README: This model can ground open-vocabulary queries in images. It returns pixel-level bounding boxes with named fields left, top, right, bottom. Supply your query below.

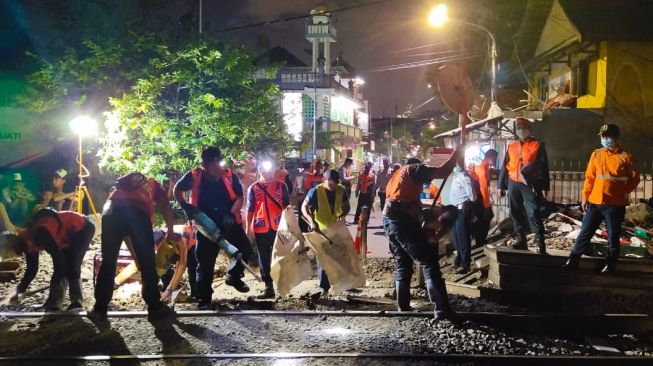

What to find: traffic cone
left=354, top=222, right=362, bottom=254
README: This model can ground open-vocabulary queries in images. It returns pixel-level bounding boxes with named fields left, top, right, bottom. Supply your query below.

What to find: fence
left=489, top=160, right=653, bottom=225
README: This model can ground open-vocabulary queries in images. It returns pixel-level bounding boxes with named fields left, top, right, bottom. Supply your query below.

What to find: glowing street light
left=427, top=4, right=448, bottom=28
left=69, top=115, right=98, bottom=215
left=427, top=3, right=498, bottom=103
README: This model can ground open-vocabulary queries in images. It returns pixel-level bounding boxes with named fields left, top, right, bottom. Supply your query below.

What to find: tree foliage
left=18, top=33, right=290, bottom=181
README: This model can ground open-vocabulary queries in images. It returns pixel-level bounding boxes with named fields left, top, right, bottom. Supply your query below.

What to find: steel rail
left=0, top=352, right=650, bottom=365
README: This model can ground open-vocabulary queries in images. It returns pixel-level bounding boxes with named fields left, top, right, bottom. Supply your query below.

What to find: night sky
left=1, top=0, right=521, bottom=117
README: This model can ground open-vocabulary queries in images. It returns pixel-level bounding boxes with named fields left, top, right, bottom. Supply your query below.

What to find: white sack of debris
left=271, top=208, right=312, bottom=296
left=303, top=220, right=366, bottom=293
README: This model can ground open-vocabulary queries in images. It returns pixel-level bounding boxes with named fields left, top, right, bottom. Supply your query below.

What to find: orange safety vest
left=358, top=171, right=376, bottom=194
left=108, top=178, right=164, bottom=220
left=189, top=168, right=243, bottom=224
left=583, top=147, right=640, bottom=206
left=386, top=165, right=420, bottom=204
left=506, top=139, right=541, bottom=184
left=304, top=173, right=323, bottom=192
left=472, top=160, right=492, bottom=208
left=25, top=211, right=87, bottom=252
left=250, top=180, right=285, bottom=234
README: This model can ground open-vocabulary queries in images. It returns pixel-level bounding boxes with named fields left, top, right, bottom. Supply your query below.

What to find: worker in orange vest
left=246, top=160, right=290, bottom=299
left=174, top=147, right=253, bottom=310
left=564, top=124, right=640, bottom=273
left=471, top=149, right=498, bottom=247
left=498, top=118, right=550, bottom=254
left=353, top=162, right=375, bottom=224
left=3, top=209, right=94, bottom=311
left=303, top=160, right=325, bottom=193
left=383, top=152, right=460, bottom=320
left=93, top=172, right=176, bottom=321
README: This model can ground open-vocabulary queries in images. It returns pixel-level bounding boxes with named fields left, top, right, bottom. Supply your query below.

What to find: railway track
left=0, top=310, right=651, bottom=364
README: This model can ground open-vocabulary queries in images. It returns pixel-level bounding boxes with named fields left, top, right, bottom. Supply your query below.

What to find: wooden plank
left=445, top=281, right=480, bottom=298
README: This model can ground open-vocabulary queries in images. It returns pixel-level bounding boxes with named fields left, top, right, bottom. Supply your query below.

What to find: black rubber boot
left=396, top=280, right=412, bottom=311
left=256, top=283, right=275, bottom=299
left=563, top=254, right=581, bottom=270
left=511, top=234, right=528, bottom=250
left=537, top=235, right=548, bottom=255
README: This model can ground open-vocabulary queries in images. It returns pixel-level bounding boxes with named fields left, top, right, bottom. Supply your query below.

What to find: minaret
left=305, top=5, right=337, bottom=74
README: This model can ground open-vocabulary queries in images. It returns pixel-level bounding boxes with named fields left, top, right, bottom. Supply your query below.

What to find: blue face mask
left=601, top=137, right=614, bottom=149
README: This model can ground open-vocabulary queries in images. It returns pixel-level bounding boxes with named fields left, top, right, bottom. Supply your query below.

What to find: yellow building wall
left=605, top=42, right=653, bottom=145
left=576, top=42, right=607, bottom=109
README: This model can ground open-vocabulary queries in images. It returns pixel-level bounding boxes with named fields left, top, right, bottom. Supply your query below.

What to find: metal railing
left=488, top=160, right=653, bottom=226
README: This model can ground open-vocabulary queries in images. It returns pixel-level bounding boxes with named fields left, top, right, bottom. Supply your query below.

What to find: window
left=573, top=59, right=589, bottom=96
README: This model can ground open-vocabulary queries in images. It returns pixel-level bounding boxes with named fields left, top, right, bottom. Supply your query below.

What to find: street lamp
left=69, top=116, right=98, bottom=215
left=428, top=4, right=497, bottom=103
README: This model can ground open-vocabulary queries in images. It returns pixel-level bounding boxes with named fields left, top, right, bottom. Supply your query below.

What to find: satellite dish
left=436, top=64, right=474, bottom=115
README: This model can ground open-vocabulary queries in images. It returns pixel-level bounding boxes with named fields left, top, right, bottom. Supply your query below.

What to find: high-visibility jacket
left=583, top=147, right=639, bottom=206
left=315, top=183, right=345, bottom=230
left=109, top=178, right=165, bottom=219
left=303, top=173, right=323, bottom=192
left=358, top=171, right=375, bottom=194
left=506, top=139, right=541, bottom=184
left=250, top=180, right=285, bottom=234
left=189, top=168, right=243, bottom=224
left=24, top=211, right=87, bottom=252
left=472, top=160, right=492, bottom=208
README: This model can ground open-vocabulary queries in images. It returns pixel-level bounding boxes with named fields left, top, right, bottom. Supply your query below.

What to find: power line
left=371, top=52, right=482, bottom=72
left=217, top=0, right=398, bottom=32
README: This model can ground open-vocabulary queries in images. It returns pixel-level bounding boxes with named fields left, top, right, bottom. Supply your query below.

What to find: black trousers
left=255, top=230, right=276, bottom=287
left=354, top=192, right=372, bottom=223
left=95, top=205, right=162, bottom=313
left=472, top=201, right=494, bottom=247
left=47, top=220, right=95, bottom=307
left=453, top=202, right=473, bottom=269
left=571, top=204, right=625, bottom=263
left=378, top=191, right=387, bottom=212
left=507, top=180, right=545, bottom=238
left=195, top=224, right=252, bottom=304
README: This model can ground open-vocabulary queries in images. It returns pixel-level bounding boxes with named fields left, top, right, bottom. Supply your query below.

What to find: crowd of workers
left=0, top=118, right=640, bottom=322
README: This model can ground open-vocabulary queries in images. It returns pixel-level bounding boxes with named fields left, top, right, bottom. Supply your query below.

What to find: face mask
left=516, top=129, right=529, bottom=140
left=453, top=166, right=462, bottom=173
left=601, top=137, right=614, bottom=148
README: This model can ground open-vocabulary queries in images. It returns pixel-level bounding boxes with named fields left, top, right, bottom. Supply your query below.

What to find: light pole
left=428, top=4, right=497, bottom=103
left=69, top=116, right=98, bottom=214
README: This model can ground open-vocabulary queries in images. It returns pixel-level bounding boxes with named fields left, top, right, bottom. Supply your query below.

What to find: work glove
left=180, top=202, right=199, bottom=220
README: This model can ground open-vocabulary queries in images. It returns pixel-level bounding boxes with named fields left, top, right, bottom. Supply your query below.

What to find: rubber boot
left=395, top=280, right=412, bottom=311
left=511, top=234, right=528, bottom=250
left=537, top=235, right=548, bottom=255
left=562, top=254, right=581, bottom=270
left=425, top=277, right=456, bottom=321
left=67, top=279, right=84, bottom=312
left=256, top=282, right=275, bottom=299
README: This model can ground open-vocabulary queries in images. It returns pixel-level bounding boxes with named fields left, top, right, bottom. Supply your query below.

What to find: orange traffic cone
left=354, top=222, right=362, bottom=254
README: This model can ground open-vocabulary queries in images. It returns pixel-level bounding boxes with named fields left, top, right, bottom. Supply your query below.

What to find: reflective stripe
left=595, top=174, right=629, bottom=182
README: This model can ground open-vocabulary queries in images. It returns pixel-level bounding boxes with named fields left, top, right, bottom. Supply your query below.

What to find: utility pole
left=199, top=0, right=202, bottom=35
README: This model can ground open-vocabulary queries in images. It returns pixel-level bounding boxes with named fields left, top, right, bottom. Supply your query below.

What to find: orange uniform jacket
left=498, top=137, right=550, bottom=191
left=25, top=211, right=88, bottom=252
left=358, top=171, right=376, bottom=194
left=583, top=147, right=639, bottom=206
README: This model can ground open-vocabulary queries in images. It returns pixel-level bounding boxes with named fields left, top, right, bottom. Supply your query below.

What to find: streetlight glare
left=428, top=4, right=448, bottom=28
left=69, top=116, right=98, bottom=137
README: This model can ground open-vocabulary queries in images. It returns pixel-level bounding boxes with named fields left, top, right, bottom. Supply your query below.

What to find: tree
left=18, top=34, right=290, bottom=181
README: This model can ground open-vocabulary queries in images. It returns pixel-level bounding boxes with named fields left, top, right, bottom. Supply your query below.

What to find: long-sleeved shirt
left=17, top=228, right=64, bottom=293
left=449, top=172, right=477, bottom=206
left=375, top=167, right=393, bottom=193
left=583, top=146, right=639, bottom=206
